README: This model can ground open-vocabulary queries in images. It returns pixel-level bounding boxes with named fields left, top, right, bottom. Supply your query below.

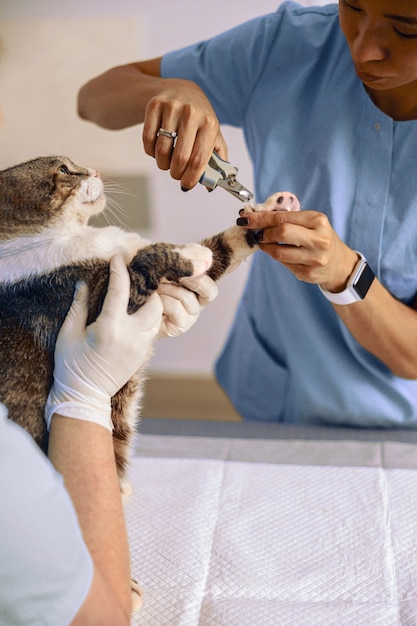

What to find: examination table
left=126, top=419, right=417, bottom=625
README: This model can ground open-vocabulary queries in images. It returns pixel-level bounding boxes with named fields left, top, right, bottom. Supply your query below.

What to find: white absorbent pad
left=125, top=457, right=417, bottom=626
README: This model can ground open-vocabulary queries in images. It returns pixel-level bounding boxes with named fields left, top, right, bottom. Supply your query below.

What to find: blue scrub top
left=162, top=2, right=417, bottom=427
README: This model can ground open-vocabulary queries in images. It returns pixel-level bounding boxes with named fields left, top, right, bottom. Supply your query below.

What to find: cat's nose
left=87, top=167, right=101, bottom=178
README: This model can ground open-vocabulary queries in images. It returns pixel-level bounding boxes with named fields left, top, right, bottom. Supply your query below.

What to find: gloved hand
left=45, top=254, right=163, bottom=431
left=157, top=274, right=218, bottom=338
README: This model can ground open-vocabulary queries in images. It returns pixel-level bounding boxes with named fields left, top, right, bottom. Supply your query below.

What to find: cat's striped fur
left=0, top=155, right=299, bottom=479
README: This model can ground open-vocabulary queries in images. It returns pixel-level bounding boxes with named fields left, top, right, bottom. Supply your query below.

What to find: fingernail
left=181, top=186, right=190, bottom=192
left=236, top=217, right=249, bottom=226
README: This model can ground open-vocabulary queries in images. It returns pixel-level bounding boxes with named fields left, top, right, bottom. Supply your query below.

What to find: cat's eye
left=58, top=165, right=70, bottom=175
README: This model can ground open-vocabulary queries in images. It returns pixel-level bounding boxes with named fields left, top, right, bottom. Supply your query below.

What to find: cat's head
left=0, top=156, right=105, bottom=238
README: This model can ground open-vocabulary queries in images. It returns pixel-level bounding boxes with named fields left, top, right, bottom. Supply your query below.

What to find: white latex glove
left=157, top=274, right=218, bottom=338
left=45, top=254, right=163, bottom=431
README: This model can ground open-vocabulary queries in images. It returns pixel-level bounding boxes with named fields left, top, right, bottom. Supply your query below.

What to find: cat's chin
left=83, top=195, right=106, bottom=217
left=79, top=175, right=105, bottom=212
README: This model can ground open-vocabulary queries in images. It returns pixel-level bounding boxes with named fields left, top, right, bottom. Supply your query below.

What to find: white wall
left=0, top=0, right=331, bottom=376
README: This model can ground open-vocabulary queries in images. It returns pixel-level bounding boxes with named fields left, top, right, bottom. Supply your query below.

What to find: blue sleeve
left=161, top=9, right=285, bottom=127
left=160, top=2, right=339, bottom=128
left=0, top=405, right=93, bottom=626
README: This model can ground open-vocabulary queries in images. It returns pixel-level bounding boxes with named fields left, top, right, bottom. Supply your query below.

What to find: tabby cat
left=0, top=155, right=299, bottom=481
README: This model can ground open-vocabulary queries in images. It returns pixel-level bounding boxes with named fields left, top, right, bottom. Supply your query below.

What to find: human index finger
left=236, top=209, right=322, bottom=230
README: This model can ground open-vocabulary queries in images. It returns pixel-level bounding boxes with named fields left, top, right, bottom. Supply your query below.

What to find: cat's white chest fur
left=0, top=224, right=147, bottom=282
left=0, top=161, right=153, bottom=282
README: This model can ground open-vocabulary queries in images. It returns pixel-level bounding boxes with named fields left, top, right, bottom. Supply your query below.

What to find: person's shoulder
left=272, top=2, right=343, bottom=51
left=279, top=1, right=338, bottom=19
left=275, top=2, right=339, bottom=26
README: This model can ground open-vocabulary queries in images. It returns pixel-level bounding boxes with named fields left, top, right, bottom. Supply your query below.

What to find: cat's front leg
left=202, top=191, right=301, bottom=281
left=98, top=242, right=212, bottom=487
left=127, top=242, right=212, bottom=313
left=201, top=226, right=258, bottom=281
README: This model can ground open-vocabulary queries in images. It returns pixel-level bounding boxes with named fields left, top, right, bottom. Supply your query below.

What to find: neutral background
left=1, top=0, right=330, bottom=380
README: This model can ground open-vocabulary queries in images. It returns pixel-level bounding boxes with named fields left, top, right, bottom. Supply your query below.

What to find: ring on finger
left=157, top=128, right=178, bottom=140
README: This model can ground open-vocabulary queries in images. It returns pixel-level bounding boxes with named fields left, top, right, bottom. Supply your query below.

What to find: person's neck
left=365, top=84, right=417, bottom=121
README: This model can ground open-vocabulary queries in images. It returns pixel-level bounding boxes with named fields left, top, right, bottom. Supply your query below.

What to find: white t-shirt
left=0, top=404, right=93, bottom=625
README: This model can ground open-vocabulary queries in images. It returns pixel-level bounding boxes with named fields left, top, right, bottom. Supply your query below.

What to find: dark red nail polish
left=237, top=217, right=249, bottom=226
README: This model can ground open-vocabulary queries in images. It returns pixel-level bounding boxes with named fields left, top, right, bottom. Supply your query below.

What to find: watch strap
left=318, top=252, right=375, bottom=305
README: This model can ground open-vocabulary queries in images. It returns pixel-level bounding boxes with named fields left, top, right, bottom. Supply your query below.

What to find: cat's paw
left=175, top=243, right=213, bottom=276
left=131, top=578, right=144, bottom=612
left=243, top=191, right=301, bottom=214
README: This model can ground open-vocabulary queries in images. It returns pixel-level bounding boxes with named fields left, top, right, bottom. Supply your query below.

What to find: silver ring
left=157, top=128, right=177, bottom=140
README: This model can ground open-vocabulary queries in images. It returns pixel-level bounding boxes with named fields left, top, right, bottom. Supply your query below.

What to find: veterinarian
left=0, top=253, right=210, bottom=625
left=77, top=0, right=417, bottom=428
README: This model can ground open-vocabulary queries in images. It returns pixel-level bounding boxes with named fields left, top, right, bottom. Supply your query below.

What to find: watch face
left=353, top=263, right=375, bottom=299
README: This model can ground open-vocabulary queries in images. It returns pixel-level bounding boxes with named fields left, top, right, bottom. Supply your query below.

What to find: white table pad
left=125, top=434, right=417, bottom=625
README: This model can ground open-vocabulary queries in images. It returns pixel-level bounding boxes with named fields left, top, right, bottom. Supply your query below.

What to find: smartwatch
left=318, top=252, right=375, bottom=305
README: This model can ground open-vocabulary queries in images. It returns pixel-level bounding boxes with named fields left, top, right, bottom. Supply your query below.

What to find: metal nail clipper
left=199, top=151, right=254, bottom=202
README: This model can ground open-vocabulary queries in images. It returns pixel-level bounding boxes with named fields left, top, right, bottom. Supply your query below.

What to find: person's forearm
left=78, top=60, right=162, bottom=130
left=334, top=279, right=417, bottom=380
left=237, top=208, right=417, bottom=381
left=48, top=416, right=132, bottom=623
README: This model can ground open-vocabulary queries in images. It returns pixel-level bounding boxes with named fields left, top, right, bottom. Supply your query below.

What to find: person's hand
left=237, top=210, right=359, bottom=292
left=142, top=78, right=228, bottom=190
left=157, top=274, right=218, bottom=338
left=45, top=254, right=163, bottom=431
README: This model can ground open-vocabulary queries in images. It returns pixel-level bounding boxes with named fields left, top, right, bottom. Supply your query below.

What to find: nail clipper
left=199, top=151, right=254, bottom=203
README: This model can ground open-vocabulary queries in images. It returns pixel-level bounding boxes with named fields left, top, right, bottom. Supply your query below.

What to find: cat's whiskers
left=102, top=197, right=130, bottom=228
left=100, top=182, right=133, bottom=229
left=103, top=185, right=136, bottom=201
left=102, top=182, right=136, bottom=204
left=107, top=198, right=128, bottom=214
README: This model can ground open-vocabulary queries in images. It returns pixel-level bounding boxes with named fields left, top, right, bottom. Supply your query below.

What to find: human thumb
left=130, top=292, right=163, bottom=336
left=58, top=281, right=90, bottom=342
